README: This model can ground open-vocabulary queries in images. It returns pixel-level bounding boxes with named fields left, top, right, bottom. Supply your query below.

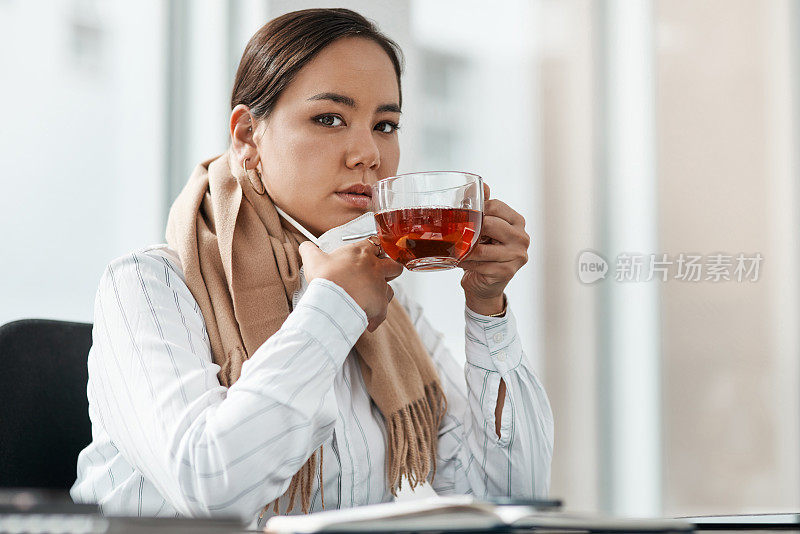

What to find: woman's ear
left=230, top=104, right=259, bottom=168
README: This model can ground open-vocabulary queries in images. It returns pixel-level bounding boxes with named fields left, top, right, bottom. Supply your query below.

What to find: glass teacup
left=371, top=171, right=484, bottom=271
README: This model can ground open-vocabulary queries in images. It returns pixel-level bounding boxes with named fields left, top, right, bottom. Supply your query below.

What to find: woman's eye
left=316, top=114, right=343, bottom=127
left=375, top=121, right=400, bottom=134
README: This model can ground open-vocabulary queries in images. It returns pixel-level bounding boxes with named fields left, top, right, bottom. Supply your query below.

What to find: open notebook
left=264, top=496, right=694, bottom=533
left=682, top=513, right=800, bottom=528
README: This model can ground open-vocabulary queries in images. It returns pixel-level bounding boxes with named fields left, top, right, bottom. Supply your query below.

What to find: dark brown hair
left=231, top=8, right=404, bottom=119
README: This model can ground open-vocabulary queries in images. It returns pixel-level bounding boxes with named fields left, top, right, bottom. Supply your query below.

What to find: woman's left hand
left=459, top=184, right=530, bottom=316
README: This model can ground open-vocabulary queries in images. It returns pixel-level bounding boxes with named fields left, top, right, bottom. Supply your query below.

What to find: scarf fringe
left=386, top=382, right=447, bottom=495
left=266, top=446, right=321, bottom=516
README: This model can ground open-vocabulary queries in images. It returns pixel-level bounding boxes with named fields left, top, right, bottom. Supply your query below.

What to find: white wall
left=0, top=0, right=166, bottom=325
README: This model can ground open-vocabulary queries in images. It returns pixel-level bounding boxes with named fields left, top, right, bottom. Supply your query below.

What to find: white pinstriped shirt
left=70, top=212, right=554, bottom=530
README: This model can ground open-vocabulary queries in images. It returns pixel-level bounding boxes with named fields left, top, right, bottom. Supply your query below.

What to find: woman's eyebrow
left=377, top=103, right=401, bottom=114
left=307, top=92, right=401, bottom=114
left=308, top=92, right=356, bottom=107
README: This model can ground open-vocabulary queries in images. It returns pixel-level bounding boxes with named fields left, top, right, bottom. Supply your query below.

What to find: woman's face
left=253, top=37, right=401, bottom=237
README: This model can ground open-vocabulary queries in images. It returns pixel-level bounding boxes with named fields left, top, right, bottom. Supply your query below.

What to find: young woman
left=70, top=8, right=553, bottom=530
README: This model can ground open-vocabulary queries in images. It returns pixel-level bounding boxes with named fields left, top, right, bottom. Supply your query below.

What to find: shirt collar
left=274, top=206, right=377, bottom=255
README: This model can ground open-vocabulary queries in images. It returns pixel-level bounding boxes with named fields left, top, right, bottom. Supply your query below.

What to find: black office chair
left=0, top=319, right=93, bottom=489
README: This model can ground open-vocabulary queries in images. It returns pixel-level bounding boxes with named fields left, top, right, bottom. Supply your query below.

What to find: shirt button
left=493, top=332, right=504, bottom=343
left=496, top=351, right=507, bottom=362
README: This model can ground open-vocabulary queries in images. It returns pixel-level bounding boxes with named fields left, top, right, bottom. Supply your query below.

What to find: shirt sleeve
left=391, top=284, right=554, bottom=499
left=83, top=251, right=367, bottom=519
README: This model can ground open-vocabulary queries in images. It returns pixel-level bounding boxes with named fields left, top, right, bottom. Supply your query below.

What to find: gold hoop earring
left=242, top=158, right=266, bottom=195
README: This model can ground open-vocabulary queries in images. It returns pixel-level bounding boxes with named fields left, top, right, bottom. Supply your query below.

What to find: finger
left=379, top=257, right=404, bottom=280
left=478, top=215, right=530, bottom=248
left=459, top=259, right=498, bottom=274
left=484, top=199, right=525, bottom=228
left=483, top=182, right=491, bottom=201
left=460, top=259, right=519, bottom=278
left=463, top=242, right=521, bottom=263
left=355, top=238, right=382, bottom=256
left=298, top=240, right=327, bottom=264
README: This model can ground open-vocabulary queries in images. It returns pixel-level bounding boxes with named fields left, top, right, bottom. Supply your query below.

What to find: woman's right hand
left=299, top=240, right=403, bottom=332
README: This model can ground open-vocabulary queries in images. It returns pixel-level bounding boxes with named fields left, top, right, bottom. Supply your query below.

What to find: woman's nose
left=345, top=128, right=381, bottom=170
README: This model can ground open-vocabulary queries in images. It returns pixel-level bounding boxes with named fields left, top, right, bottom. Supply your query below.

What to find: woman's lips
left=335, top=192, right=372, bottom=209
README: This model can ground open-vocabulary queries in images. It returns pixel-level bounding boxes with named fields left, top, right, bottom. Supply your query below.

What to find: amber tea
left=374, top=207, right=482, bottom=271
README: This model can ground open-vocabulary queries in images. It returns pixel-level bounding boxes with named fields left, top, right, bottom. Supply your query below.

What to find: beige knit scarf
left=165, top=151, right=446, bottom=514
